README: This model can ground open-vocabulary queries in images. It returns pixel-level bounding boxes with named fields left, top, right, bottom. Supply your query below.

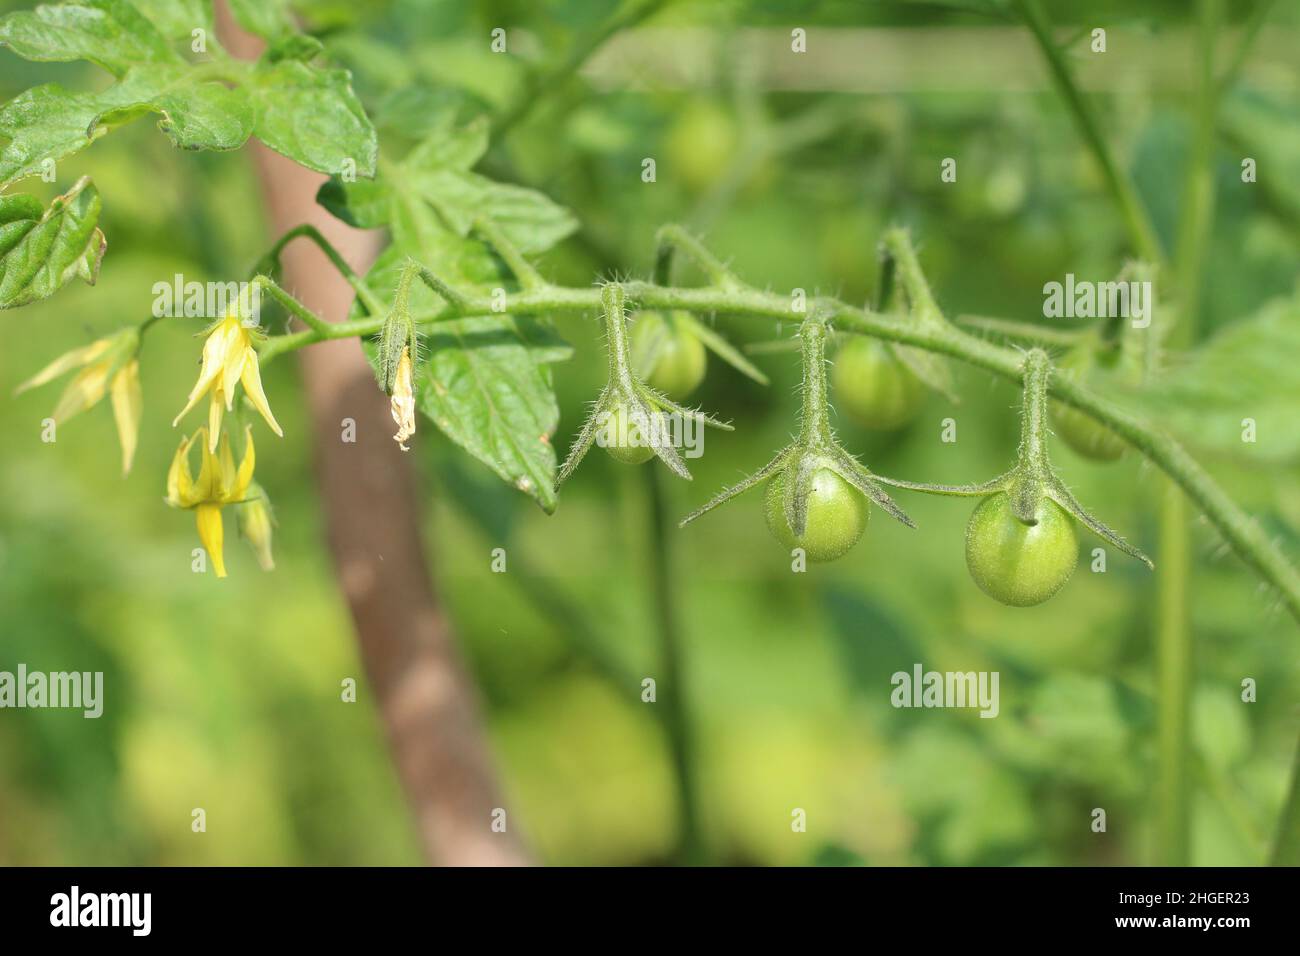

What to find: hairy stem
left=643, top=465, right=704, bottom=864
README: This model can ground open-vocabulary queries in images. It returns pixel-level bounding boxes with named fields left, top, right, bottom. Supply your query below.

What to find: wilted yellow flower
left=390, top=348, right=416, bottom=452
left=391, top=346, right=416, bottom=451
left=16, top=329, right=143, bottom=474
left=166, top=425, right=256, bottom=578
left=237, top=484, right=276, bottom=571
left=173, top=310, right=282, bottom=451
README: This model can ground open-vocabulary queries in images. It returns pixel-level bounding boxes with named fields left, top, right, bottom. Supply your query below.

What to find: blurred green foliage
left=1, top=0, right=1298, bottom=866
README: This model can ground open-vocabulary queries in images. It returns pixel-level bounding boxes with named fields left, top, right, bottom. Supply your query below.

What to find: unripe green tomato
left=764, top=467, right=869, bottom=563
left=664, top=99, right=739, bottom=193
left=965, top=492, right=1078, bottom=607
left=631, top=311, right=707, bottom=399
left=1050, top=402, right=1127, bottom=461
left=600, top=403, right=655, bottom=465
left=832, top=337, right=926, bottom=430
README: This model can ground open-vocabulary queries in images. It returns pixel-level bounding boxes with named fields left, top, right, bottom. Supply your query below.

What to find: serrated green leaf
left=249, top=60, right=376, bottom=177
left=319, top=111, right=576, bottom=257
left=0, top=0, right=376, bottom=185
left=0, top=0, right=177, bottom=76
left=1123, top=294, right=1300, bottom=462
left=0, top=175, right=104, bottom=309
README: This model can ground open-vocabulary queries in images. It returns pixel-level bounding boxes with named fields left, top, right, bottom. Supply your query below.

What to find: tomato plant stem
left=643, top=465, right=705, bottom=864
left=1156, top=485, right=1192, bottom=866
left=1271, top=736, right=1300, bottom=865
left=1012, top=0, right=1166, bottom=268
left=253, top=261, right=1300, bottom=627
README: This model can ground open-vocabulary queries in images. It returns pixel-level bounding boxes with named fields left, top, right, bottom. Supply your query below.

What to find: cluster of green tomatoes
left=588, top=305, right=1145, bottom=609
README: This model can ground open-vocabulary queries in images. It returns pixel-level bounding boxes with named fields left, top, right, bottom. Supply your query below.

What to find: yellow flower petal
left=110, top=360, right=142, bottom=475
left=15, top=338, right=113, bottom=394
left=50, top=362, right=111, bottom=423
left=195, top=504, right=226, bottom=578
left=194, top=427, right=219, bottom=501
left=217, top=430, right=237, bottom=496
left=234, top=426, right=256, bottom=499
left=174, top=315, right=238, bottom=427
left=239, top=347, right=283, bottom=438
left=206, top=390, right=225, bottom=452
left=166, top=433, right=196, bottom=507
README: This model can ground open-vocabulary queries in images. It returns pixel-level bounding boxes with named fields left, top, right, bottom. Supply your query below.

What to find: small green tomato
left=599, top=402, right=655, bottom=465
left=965, top=492, right=1078, bottom=607
left=1050, top=347, right=1126, bottom=461
left=764, top=467, right=870, bottom=562
left=631, top=311, right=707, bottom=399
left=1051, top=402, right=1127, bottom=461
left=832, top=337, right=926, bottom=430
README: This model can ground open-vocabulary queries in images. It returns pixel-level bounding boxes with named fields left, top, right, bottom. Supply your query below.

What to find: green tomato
left=832, top=337, right=927, bottom=430
left=965, top=492, right=1078, bottom=607
left=599, top=402, right=655, bottom=465
left=1050, top=347, right=1126, bottom=461
left=631, top=311, right=707, bottom=399
left=1050, top=402, right=1127, bottom=461
left=764, top=467, right=869, bottom=563
left=664, top=99, right=739, bottom=193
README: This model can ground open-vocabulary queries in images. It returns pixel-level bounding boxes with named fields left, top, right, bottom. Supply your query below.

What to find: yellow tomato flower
left=16, top=329, right=143, bottom=474
left=236, top=484, right=276, bottom=572
left=166, top=425, right=256, bottom=578
left=391, top=346, right=416, bottom=451
left=173, top=310, right=282, bottom=451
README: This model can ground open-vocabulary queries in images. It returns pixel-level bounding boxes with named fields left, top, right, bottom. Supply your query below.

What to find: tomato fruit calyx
left=765, top=462, right=869, bottom=563
left=679, top=313, right=916, bottom=561
left=559, top=283, right=733, bottom=483
left=870, top=348, right=1152, bottom=604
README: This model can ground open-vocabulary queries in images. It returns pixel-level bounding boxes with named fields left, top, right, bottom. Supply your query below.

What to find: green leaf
left=0, top=0, right=376, bottom=185
left=359, top=246, right=570, bottom=513
left=319, top=112, right=576, bottom=257
left=1124, top=294, right=1300, bottom=462
left=0, top=0, right=177, bottom=76
left=226, top=0, right=294, bottom=40
left=130, top=0, right=211, bottom=40
left=0, top=175, right=104, bottom=309
left=248, top=60, right=377, bottom=178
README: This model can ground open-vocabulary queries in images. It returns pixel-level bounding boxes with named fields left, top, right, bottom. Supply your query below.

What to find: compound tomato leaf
left=0, top=0, right=376, bottom=186
left=249, top=60, right=377, bottom=178
left=0, top=0, right=178, bottom=76
left=0, top=175, right=105, bottom=309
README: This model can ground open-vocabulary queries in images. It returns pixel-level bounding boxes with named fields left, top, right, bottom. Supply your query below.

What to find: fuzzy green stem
left=797, top=315, right=833, bottom=444
left=601, top=283, right=636, bottom=387
left=1017, top=349, right=1050, bottom=471
left=255, top=266, right=1300, bottom=626
left=475, top=217, right=546, bottom=290
left=252, top=276, right=333, bottom=335
left=261, top=224, right=387, bottom=316
left=654, top=224, right=742, bottom=289
left=1156, top=483, right=1192, bottom=866
left=643, top=465, right=705, bottom=864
